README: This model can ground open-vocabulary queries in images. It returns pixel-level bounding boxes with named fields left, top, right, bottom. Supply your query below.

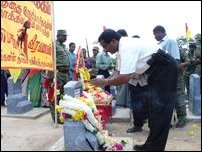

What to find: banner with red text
left=1, top=1, right=54, bottom=71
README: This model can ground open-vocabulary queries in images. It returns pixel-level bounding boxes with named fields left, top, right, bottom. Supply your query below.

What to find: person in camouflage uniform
left=175, top=47, right=190, bottom=127
left=48, top=30, right=70, bottom=123
left=55, top=30, right=70, bottom=95
left=89, top=46, right=99, bottom=79
left=184, top=42, right=199, bottom=97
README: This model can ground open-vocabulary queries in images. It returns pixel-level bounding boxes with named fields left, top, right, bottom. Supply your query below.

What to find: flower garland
left=58, top=95, right=126, bottom=151
left=43, top=77, right=60, bottom=105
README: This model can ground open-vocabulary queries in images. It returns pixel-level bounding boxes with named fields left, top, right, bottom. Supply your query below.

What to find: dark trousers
left=144, top=50, right=178, bottom=151
left=97, top=69, right=110, bottom=93
left=129, top=84, right=149, bottom=128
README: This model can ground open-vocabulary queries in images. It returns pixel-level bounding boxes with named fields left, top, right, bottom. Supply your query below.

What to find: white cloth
left=129, top=73, right=148, bottom=87
left=115, top=53, right=121, bottom=71
left=119, top=37, right=159, bottom=74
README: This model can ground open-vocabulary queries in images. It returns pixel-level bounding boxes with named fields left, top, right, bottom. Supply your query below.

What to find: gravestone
left=63, top=121, right=99, bottom=151
left=112, top=99, right=117, bottom=116
left=189, top=74, right=201, bottom=116
left=64, top=81, right=83, bottom=98
left=7, top=77, right=33, bottom=114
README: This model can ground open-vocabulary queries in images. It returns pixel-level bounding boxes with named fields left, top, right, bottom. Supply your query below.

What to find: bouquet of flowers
left=83, top=82, right=113, bottom=105
left=57, top=95, right=127, bottom=151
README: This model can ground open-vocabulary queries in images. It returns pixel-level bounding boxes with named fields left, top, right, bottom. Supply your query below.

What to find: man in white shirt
left=91, top=29, right=178, bottom=151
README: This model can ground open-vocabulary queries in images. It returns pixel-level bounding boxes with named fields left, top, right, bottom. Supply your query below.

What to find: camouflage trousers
left=184, top=75, right=190, bottom=97
left=57, top=72, right=69, bottom=95
left=175, top=74, right=187, bottom=121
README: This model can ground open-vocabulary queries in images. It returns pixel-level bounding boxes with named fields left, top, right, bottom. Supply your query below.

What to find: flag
left=9, top=69, right=21, bottom=83
left=27, top=69, right=39, bottom=77
left=74, top=46, right=82, bottom=80
left=185, top=23, right=191, bottom=41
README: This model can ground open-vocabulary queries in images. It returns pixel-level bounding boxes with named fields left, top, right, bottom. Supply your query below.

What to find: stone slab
left=1, top=107, right=50, bottom=119
left=49, top=136, right=133, bottom=151
left=186, top=105, right=201, bottom=123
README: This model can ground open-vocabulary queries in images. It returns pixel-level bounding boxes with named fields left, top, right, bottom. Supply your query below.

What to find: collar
left=158, top=35, right=168, bottom=44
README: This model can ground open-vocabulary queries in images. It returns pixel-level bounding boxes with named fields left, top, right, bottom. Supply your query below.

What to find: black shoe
left=133, top=144, right=146, bottom=151
left=127, top=126, right=142, bottom=133
left=176, top=120, right=186, bottom=128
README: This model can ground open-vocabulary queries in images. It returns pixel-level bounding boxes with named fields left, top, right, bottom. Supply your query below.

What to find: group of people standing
left=90, top=25, right=201, bottom=151
left=1, top=25, right=200, bottom=151
left=55, top=29, right=114, bottom=96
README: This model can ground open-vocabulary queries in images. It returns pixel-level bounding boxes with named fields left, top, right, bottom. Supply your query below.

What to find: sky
left=53, top=1, right=201, bottom=55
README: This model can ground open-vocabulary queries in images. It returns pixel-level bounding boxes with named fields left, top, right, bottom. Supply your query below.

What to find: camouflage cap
left=57, top=30, right=68, bottom=36
left=92, top=46, right=99, bottom=51
left=194, top=34, right=201, bottom=42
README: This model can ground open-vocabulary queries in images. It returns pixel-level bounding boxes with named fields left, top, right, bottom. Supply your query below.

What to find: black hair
left=153, top=25, right=166, bottom=34
left=23, top=20, right=30, bottom=28
left=69, top=42, right=75, bottom=47
left=117, top=29, right=128, bottom=37
left=98, top=29, right=121, bottom=44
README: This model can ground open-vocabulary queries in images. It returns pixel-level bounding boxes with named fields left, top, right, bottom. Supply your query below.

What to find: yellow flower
left=72, top=110, right=85, bottom=120
left=56, top=105, right=63, bottom=113
left=59, top=115, right=65, bottom=123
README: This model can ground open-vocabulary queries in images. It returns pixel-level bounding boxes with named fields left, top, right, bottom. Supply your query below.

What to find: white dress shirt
left=119, top=37, right=159, bottom=74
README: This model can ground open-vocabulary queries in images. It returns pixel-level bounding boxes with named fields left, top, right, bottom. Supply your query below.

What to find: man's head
left=23, top=20, right=31, bottom=29
left=82, top=48, right=87, bottom=58
left=98, top=29, right=121, bottom=54
left=153, top=25, right=166, bottom=41
left=194, top=34, right=201, bottom=43
left=117, top=29, right=128, bottom=37
left=57, top=29, right=67, bottom=43
left=92, top=46, right=99, bottom=56
left=69, top=42, right=76, bottom=52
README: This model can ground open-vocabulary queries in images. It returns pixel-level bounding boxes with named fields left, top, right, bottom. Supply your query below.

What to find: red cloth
left=28, top=69, right=39, bottom=77
left=43, top=78, right=60, bottom=105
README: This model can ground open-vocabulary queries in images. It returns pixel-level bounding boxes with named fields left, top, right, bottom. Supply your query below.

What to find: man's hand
left=90, top=78, right=108, bottom=87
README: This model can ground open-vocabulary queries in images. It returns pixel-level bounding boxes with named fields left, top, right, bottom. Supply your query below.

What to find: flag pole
left=51, top=1, right=58, bottom=128
left=85, top=37, right=90, bottom=58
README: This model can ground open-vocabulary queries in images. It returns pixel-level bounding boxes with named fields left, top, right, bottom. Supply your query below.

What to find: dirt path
left=1, top=109, right=63, bottom=151
left=1, top=107, right=201, bottom=151
left=105, top=121, right=201, bottom=151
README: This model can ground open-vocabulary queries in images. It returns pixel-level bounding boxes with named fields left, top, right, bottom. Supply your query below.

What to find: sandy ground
left=1, top=106, right=201, bottom=151
left=105, top=121, right=201, bottom=151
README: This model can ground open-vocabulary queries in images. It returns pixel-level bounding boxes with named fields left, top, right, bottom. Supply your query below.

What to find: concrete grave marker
left=63, top=121, right=99, bottom=151
left=7, top=77, right=33, bottom=114
left=64, top=81, right=83, bottom=98
left=189, top=74, right=201, bottom=116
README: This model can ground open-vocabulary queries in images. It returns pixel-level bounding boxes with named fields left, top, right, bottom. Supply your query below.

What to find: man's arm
left=90, top=73, right=131, bottom=87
